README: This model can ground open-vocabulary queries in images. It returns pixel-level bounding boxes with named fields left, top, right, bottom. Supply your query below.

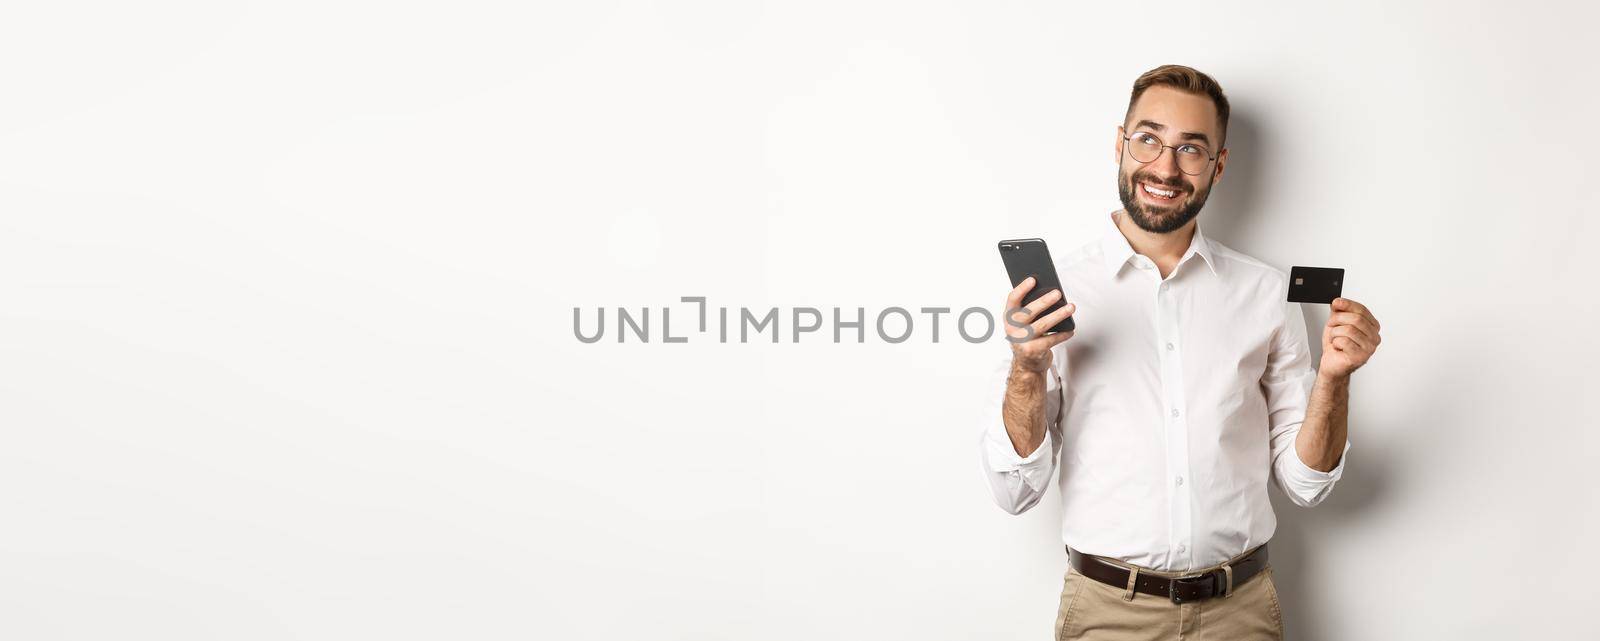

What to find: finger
left=1331, top=334, right=1369, bottom=359
left=1327, top=312, right=1381, bottom=342
left=1012, top=290, right=1063, bottom=325
left=1331, top=304, right=1382, bottom=334
left=1030, top=301, right=1076, bottom=336
left=1338, top=319, right=1379, bottom=347
left=1333, top=297, right=1372, bottom=320
left=1005, top=324, right=1035, bottom=343
left=1329, top=325, right=1372, bottom=351
left=1003, top=293, right=1056, bottom=340
left=1042, top=329, right=1076, bottom=348
left=1328, top=325, right=1374, bottom=353
left=1328, top=310, right=1378, bottom=329
left=1356, top=317, right=1381, bottom=344
left=1327, top=311, right=1360, bottom=326
left=1006, top=277, right=1036, bottom=310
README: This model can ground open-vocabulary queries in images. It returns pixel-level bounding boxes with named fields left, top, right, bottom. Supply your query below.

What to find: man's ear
left=1114, top=125, right=1125, bottom=164
left=1212, top=147, right=1228, bottom=185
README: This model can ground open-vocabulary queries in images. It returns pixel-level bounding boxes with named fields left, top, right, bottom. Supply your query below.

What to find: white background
left=2, top=1, right=1595, bottom=639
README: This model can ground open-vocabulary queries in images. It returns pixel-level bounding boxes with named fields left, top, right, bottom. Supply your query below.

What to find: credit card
left=1287, top=266, right=1344, bottom=304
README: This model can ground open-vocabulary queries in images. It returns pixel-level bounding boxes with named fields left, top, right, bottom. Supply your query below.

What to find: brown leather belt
left=1066, top=544, right=1268, bottom=604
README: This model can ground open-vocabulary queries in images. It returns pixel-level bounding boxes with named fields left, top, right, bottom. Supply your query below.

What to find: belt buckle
left=1168, top=573, right=1212, bottom=605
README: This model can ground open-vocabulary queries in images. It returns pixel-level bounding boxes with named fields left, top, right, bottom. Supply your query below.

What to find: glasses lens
left=1176, top=145, right=1211, bottom=175
left=1128, top=133, right=1162, bottom=163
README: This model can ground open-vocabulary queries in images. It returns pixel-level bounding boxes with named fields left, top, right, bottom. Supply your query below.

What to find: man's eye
left=1178, top=145, right=1204, bottom=156
left=1135, top=134, right=1159, bottom=145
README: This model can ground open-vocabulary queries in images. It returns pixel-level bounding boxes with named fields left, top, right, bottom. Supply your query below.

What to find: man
left=979, top=65, right=1382, bottom=640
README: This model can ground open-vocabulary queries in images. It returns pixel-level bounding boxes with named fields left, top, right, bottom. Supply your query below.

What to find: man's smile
left=1138, top=180, right=1185, bottom=204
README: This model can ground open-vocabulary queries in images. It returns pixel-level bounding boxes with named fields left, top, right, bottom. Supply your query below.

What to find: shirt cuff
left=984, top=427, right=1054, bottom=493
left=1284, top=438, right=1351, bottom=483
left=985, top=425, right=1050, bottom=468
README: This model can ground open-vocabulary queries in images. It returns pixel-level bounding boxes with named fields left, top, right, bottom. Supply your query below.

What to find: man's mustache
left=1130, top=172, right=1189, bottom=190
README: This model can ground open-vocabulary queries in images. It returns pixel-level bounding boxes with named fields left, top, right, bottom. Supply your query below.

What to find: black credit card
left=1287, top=266, right=1344, bottom=304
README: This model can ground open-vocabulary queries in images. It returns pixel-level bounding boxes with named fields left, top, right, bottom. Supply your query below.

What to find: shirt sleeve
left=1262, top=299, right=1351, bottom=508
left=978, top=349, right=1065, bottom=515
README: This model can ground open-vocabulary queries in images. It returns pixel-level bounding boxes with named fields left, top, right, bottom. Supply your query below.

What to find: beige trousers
left=1053, top=550, right=1284, bottom=640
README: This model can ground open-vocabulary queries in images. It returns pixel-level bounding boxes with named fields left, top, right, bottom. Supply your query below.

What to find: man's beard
left=1117, top=164, right=1212, bottom=234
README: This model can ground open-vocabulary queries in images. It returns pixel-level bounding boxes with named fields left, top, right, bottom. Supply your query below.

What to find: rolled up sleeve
left=978, top=352, right=1064, bottom=515
left=1262, top=300, right=1351, bottom=508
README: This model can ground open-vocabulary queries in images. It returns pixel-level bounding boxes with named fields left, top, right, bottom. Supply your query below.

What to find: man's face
left=1115, top=86, right=1228, bottom=234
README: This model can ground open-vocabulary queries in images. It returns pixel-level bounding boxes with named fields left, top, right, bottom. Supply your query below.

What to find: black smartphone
left=998, top=238, right=1075, bottom=334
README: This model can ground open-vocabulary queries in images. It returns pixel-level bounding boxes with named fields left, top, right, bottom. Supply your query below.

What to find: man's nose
left=1149, top=147, right=1183, bottom=179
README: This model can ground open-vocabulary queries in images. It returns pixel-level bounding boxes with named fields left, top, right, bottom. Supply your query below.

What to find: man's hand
left=1004, top=276, right=1077, bottom=373
left=1318, top=297, right=1381, bottom=379
left=999, top=277, right=1077, bottom=457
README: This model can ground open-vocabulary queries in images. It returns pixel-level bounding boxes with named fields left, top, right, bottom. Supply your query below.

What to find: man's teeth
left=1143, top=184, right=1178, bottom=198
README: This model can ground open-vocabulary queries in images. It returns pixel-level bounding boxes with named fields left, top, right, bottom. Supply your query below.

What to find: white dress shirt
left=980, top=210, right=1350, bottom=572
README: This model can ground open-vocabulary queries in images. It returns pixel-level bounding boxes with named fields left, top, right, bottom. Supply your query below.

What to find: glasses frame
left=1121, top=129, right=1220, bottom=177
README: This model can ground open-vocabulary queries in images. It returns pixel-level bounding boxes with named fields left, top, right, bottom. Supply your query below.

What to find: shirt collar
left=1099, top=210, right=1219, bottom=279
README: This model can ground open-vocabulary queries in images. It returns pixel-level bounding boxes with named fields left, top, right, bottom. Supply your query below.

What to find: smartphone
left=998, top=238, right=1075, bottom=334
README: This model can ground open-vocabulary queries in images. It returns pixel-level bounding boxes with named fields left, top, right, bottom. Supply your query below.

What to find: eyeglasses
left=1122, top=130, right=1218, bottom=176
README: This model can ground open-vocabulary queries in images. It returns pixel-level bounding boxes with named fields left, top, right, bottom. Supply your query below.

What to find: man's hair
left=1125, top=64, right=1231, bottom=148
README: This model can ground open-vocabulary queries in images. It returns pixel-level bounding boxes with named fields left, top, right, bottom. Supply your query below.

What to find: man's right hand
left=1004, top=276, right=1077, bottom=374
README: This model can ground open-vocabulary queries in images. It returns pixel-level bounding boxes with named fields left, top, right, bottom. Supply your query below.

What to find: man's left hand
left=1318, top=297, right=1381, bottom=379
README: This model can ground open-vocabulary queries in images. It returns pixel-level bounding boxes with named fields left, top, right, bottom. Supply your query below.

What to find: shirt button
left=1175, top=476, right=1184, bottom=486
left=1165, top=342, right=1174, bottom=351
left=1177, top=544, right=1187, bottom=554
left=1171, top=408, right=1180, bottom=418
